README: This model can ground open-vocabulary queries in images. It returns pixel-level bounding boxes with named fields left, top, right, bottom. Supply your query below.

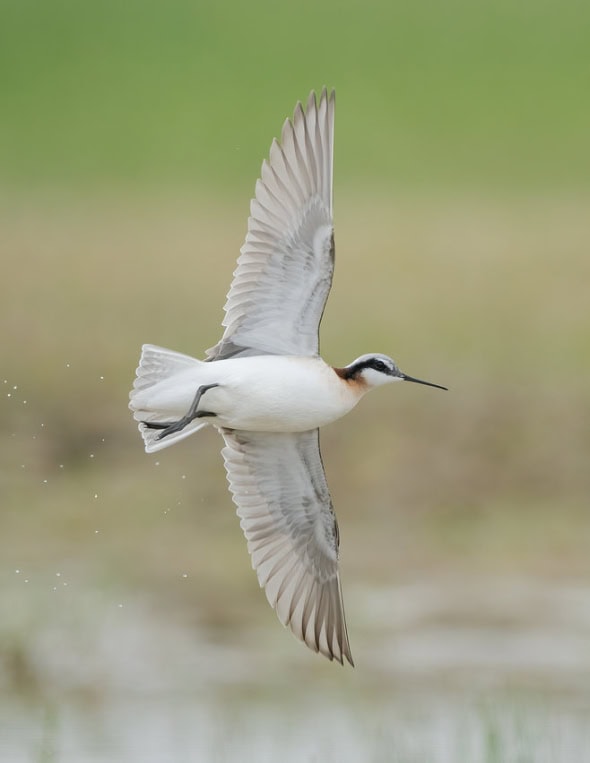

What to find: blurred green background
left=1, top=0, right=589, bottom=191
left=1, top=1, right=590, bottom=760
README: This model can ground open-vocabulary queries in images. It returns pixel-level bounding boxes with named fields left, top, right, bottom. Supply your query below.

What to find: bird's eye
left=373, top=360, right=387, bottom=372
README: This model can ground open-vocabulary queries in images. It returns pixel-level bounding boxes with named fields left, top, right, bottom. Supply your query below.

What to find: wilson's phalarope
left=129, top=89, right=446, bottom=666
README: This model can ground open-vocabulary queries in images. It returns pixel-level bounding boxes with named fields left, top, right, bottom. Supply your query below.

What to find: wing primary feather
left=259, top=545, right=294, bottom=590
left=279, top=137, right=308, bottom=209
left=267, top=139, right=302, bottom=210
left=274, top=555, right=302, bottom=610
left=265, top=554, right=300, bottom=613
left=325, top=586, right=339, bottom=663
left=286, top=570, right=309, bottom=626
left=318, top=88, right=334, bottom=214
left=305, top=90, right=324, bottom=191
left=279, top=118, right=307, bottom=206
left=313, top=581, right=328, bottom=656
left=301, top=580, right=318, bottom=647
left=325, top=581, right=336, bottom=661
left=337, top=581, right=354, bottom=667
left=292, top=101, right=314, bottom=196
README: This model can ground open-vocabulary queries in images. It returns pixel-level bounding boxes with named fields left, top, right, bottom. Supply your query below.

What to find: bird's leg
left=143, top=383, right=220, bottom=440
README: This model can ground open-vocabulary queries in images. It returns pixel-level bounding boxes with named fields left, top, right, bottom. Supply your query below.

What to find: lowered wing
left=221, top=428, right=353, bottom=665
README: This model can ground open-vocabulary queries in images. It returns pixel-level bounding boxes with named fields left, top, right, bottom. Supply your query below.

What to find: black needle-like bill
left=401, top=374, right=448, bottom=391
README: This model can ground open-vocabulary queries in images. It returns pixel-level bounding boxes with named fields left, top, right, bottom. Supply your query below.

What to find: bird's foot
left=142, top=383, right=219, bottom=441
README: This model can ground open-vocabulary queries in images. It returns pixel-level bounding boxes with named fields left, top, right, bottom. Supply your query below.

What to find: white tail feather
left=132, top=344, right=201, bottom=393
left=129, top=344, right=209, bottom=453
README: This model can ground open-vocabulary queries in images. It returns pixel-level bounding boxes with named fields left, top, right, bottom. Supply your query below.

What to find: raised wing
left=221, top=428, right=353, bottom=665
left=206, top=88, right=335, bottom=361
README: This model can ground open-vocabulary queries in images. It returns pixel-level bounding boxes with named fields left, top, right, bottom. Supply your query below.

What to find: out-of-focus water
left=4, top=691, right=590, bottom=763
left=2, top=577, right=590, bottom=762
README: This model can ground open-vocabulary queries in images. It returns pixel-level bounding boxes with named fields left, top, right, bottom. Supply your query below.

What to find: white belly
left=137, top=355, right=361, bottom=433
left=208, top=356, right=361, bottom=431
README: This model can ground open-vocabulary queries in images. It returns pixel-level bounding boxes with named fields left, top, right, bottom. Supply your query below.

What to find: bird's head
left=341, top=353, right=448, bottom=391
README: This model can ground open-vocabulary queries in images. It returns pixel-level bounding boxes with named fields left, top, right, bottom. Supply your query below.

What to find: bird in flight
left=129, top=89, right=446, bottom=666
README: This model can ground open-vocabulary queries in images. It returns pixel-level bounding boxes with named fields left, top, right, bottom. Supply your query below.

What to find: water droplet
left=15, top=569, right=20, bottom=574
left=182, top=573, right=188, bottom=579
left=56, top=572, right=61, bottom=577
